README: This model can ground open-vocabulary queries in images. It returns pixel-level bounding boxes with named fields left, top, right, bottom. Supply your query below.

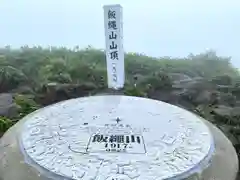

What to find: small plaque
left=86, top=123, right=146, bottom=154
left=88, top=132, right=145, bottom=154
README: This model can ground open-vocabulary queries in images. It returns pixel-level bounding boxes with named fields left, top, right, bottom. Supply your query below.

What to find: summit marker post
left=103, top=4, right=125, bottom=90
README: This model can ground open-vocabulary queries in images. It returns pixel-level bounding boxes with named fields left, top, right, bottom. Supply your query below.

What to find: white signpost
left=103, top=4, right=125, bottom=90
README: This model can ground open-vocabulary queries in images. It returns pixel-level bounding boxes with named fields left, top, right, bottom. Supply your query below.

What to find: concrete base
left=0, top=117, right=238, bottom=180
left=201, top=120, right=238, bottom=180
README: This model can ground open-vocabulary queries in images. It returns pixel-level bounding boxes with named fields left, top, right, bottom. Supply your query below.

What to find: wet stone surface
left=19, top=95, right=214, bottom=180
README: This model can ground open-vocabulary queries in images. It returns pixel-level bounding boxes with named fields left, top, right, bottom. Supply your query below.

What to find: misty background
left=1, top=0, right=240, bottom=67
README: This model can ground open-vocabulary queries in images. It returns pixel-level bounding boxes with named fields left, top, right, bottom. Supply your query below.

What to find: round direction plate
left=20, top=95, right=214, bottom=180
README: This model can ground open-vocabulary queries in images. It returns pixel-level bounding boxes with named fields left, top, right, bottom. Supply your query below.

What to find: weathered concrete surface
left=0, top=118, right=46, bottom=180
left=200, top=119, right=239, bottom=180
left=0, top=115, right=238, bottom=180
left=20, top=95, right=214, bottom=179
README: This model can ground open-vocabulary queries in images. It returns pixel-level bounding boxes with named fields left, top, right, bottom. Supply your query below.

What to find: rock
left=36, top=83, right=98, bottom=105
left=173, top=77, right=215, bottom=91
left=10, top=86, right=34, bottom=95
left=211, top=74, right=233, bottom=85
left=0, top=66, right=28, bottom=93
left=147, top=90, right=179, bottom=103
left=213, top=105, right=240, bottom=117
left=194, top=90, right=213, bottom=104
left=168, top=72, right=192, bottom=83
left=0, top=94, right=13, bottom=106
left=235, top=101, right=240, bottom=106
left=216, top=92, right=237, bottom=106
left=213, top=105, right=232, bottom=116
left=172, top=78, right=218, bottom=106
left=172, top=77, right=204, bottom=89
left=0, top=93, right=18, bottom=118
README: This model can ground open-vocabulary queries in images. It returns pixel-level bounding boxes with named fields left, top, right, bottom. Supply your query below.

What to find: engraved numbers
left=90, top=134, right=143, bottom=153
left=105, top=142, right=128, bottom=152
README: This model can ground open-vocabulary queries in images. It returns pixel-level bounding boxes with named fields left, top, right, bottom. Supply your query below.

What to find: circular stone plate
left=20, top=95, right=214, bottom=180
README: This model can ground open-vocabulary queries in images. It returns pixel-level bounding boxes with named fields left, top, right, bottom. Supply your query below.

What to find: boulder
left=168, top=72, right=192, bottom=83
left=213, top=105, right=240, bottom=117
left=10, top=86, right=34, bottom=95
left=36, top=83, right=98, bottom=105
left=216, top=92, right=237, bottom=106
left=194, top=90, right=213, bottom=104
left=0, top=93, right=18, bottom=118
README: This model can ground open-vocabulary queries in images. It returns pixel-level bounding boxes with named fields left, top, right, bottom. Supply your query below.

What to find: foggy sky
left=1, top=0, right=240, bottom=67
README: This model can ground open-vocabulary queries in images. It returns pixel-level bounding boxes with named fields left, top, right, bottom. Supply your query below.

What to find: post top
left=20, top=95, right=214, bottom=180
left=103, top=4, right=122, bottom=9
